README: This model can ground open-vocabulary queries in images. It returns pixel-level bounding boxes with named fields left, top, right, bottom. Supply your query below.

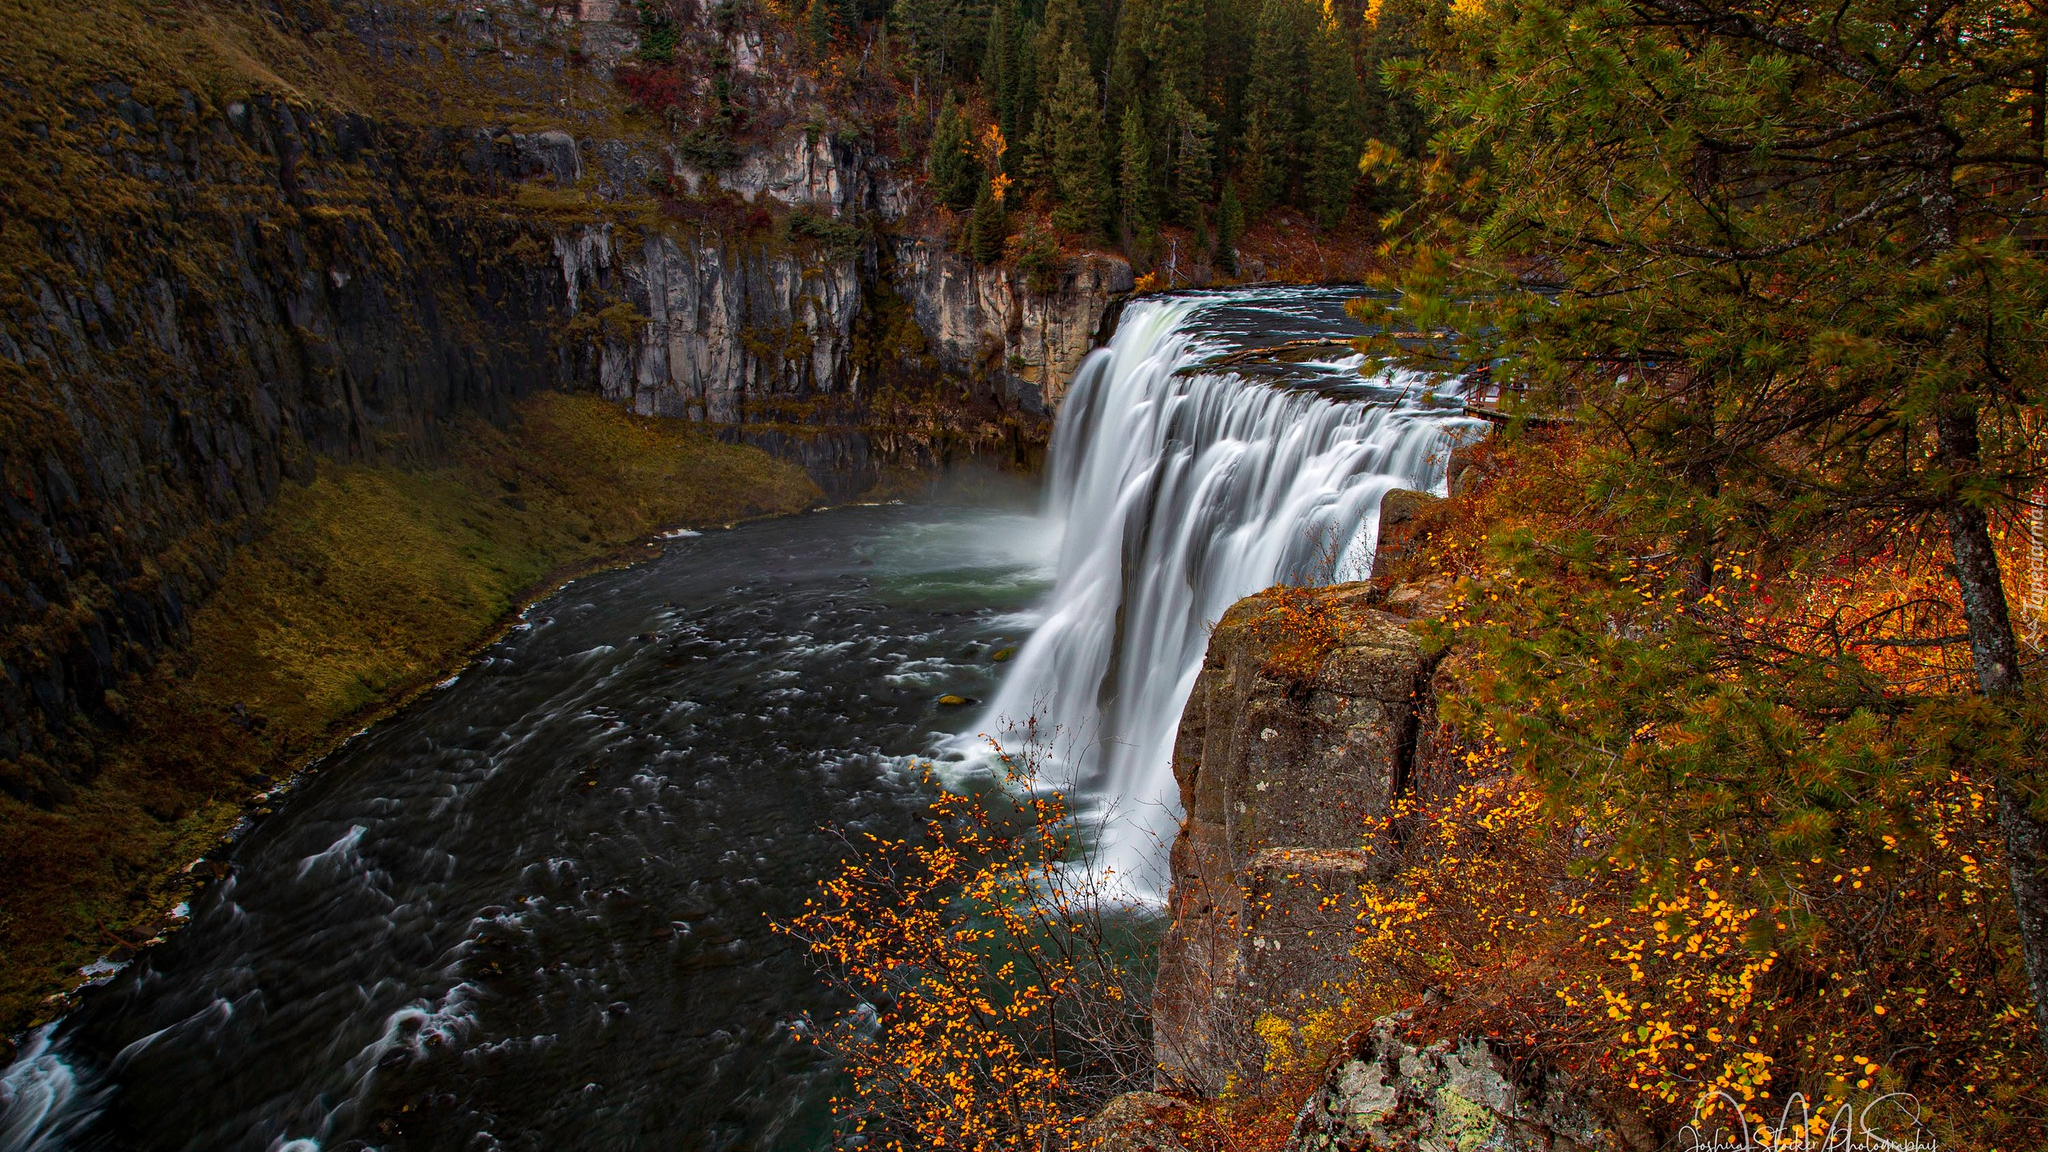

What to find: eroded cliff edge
left=1153, top=581, right=1446, bottom=1094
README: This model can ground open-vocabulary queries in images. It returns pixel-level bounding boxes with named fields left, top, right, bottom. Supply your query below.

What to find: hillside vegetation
left=628, top=0, right=1443, bottom=281
left=1333, top=0, right=2048, bottom=1141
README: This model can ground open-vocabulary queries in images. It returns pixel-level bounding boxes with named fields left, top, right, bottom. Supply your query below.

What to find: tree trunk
left=1937, top=407, right=2048, bottom=1054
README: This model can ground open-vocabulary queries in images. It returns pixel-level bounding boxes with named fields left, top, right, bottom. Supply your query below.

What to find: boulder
left=1287, top=1014, right=1626, bottom=1152
left=1369, top=488, right=1443, bottom=581
left=1072, top=1091, right=1194, bottom=1152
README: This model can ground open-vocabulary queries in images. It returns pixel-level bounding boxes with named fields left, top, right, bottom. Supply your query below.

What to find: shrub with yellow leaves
left=778, top=732, right=1156, bottom=1152
left=1326, top=427, right=2048, bottom=1149
left=1339, top=756, right=2043, bottom=1145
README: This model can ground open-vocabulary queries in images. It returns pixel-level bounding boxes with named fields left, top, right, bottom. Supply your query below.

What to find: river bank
left=0, top=394, right=822, bottom=1043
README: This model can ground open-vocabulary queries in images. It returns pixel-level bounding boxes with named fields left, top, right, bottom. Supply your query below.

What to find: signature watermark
left=1677, top=1090, right=1940, bottom=1152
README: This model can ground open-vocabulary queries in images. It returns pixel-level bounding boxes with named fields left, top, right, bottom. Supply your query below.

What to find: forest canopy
left=653, top=0, right=1452, bottom=265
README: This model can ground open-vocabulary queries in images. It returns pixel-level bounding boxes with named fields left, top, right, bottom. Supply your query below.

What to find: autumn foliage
left=780, top=739, right=1153, bottom=1152
left=612, top=64, right=687, bottom=116
left=1293, top=429, right=2048, bottom=1149
left=1243, top=583, right=1349, bottom=683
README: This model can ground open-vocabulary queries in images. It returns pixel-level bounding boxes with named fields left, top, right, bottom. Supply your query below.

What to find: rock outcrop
left=890, top=236, right=1136, bottom=411
left=1152, top=579, right=1440, bottom=1093
left=560, top=216, right=868, bottom=422
left=1143, top=490, right=1644, bottom=1152
left=1286, top=1013, right=1628, bottom=1152
left=554, top=178, right=1132, bottom=422
left=1072, top=1091, right=1196, bottom=1152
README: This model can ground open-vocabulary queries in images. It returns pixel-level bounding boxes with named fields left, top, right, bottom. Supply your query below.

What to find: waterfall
left=959, top=289, right=1475, bottom=899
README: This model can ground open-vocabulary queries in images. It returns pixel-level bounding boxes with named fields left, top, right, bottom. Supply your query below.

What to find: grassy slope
left=0, top=396, right=819, bottom=1036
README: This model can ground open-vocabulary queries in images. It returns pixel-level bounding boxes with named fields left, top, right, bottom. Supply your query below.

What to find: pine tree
left=1147, top=0, right=1206, bottom=110
left=1026, top=0, right=1090, bottom=197
left=1358, top=0, right=1437, bottom=160
left=1237, top=112, right=1279, bottom=219
left=1043, top=45, right=1109, bottom=238
left=1012, top=17, right=1039, bottom=151
left=1106, top=0, right=1152, bottom=122
left=892, top=0, right=991, bottom=82
left=1118, top=104, right=1156, bottom=248
left=1375, top=0, right=2048, bottom=1054
left=969, top=177, right=1009, bottom=263
left=1239, top=0, right=1313, bottom=211
left=1206, top=0, right=1255, bottom=157
left=1168, top=88, right=1214, bottom=228
left=1215, top=177, right=1243, bottom=276
left=1033, top=0, right=1089, bottom=112
left=1305, top=17, right=1363, bottom=229
left=981, top=0, right=1018, bottom=138
left=809, top=0, right=837, bottom=57
left=930, top=94, right=982, bottom=211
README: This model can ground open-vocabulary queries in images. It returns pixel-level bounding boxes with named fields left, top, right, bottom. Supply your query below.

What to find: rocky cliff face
left=553, top=138, right=1132, bottom=422
left=1140, top=491, right=1639, bottom=1152
left=0, top=87, right=578, bottom=803
left=889, top=236, right=1134, bottom=412
left=546, top=0, right=1132, bottom=421
left=0, top=0, right=1128, bottom=797
left=1152, top=579, right=1442, bottom=1094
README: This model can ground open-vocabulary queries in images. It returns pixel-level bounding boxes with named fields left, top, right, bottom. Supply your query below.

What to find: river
left=0, top=287, right=1474, bottom=1152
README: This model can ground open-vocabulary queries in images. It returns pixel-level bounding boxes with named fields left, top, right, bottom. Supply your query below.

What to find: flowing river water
left=0, top=287, right=1474, bottom=1152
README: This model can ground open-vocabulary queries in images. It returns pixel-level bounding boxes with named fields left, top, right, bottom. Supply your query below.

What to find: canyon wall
left=0, top=0, right=1128, bottom=798
left=553, top=137, right=1132, bottom=421
left=0, top=88, right=577, bottom=802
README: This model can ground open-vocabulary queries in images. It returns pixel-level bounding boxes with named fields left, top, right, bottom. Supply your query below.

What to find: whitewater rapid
left=958, top=289, right=1477, bottom=898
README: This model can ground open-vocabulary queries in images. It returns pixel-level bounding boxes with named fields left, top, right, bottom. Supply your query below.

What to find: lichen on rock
left=1286, top=1013, right=1625, bottom=1152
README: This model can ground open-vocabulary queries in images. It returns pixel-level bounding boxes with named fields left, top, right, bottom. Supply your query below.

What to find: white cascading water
left=960, top=291, right=1474, bottom=899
